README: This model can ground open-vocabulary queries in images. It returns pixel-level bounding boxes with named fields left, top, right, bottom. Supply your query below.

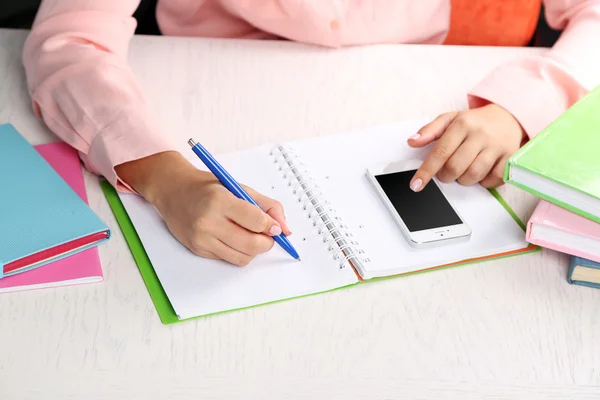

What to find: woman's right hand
left=115, top=151, right=292, bottom=266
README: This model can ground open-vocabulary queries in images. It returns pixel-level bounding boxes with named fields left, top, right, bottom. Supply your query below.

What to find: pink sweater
left=22, top=0, right=600, bottom=191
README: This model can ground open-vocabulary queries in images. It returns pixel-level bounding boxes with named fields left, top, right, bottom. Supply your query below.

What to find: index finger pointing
left=410, top=124, right=466, bottom=191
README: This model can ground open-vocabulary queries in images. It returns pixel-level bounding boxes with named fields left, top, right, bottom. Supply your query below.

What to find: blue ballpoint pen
left=188, top=139, right=301, bottom=261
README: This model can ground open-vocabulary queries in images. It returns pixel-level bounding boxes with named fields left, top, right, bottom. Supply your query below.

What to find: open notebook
left=103, top=120, right=536, bottom=323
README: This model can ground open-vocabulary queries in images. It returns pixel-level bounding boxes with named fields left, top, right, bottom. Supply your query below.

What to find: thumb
left=408, top=112, right=458, bottom=148
left=244, top=186, right=292, bottom=236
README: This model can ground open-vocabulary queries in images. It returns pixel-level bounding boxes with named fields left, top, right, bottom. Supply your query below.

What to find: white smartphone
left=366, top=160, right=471, bottom=248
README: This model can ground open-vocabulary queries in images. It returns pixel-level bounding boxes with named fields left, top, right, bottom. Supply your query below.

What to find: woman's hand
left=115, top=152, right=291, bottom=266
left=408, top=104, right=527, bottom=191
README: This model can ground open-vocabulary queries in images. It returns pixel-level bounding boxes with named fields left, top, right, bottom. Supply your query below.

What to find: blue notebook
left=0, top=124, right=110, bottom=278
left=568, top=256, right=600, bottom=289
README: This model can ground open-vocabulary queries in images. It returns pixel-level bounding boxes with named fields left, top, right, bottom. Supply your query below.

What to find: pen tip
left=297, top=258, right=302, bottom=262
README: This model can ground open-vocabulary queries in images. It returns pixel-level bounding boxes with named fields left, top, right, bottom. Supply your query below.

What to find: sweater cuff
left=467, top=59, right=587, bottom=139
left=87, top=110, right=178, bottom=193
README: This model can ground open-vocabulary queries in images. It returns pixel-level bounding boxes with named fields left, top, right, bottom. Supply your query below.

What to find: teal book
left=568, top=256, right=600, bottom=289
left=0, top=124, right=110, bottom=278
left=504, top=85, right=600, bottom=224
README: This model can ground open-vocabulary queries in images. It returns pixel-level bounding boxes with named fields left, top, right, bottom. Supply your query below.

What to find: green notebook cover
left=504, top=85, right=600, bottom=223
left=101, top=181, right=537, bottom=324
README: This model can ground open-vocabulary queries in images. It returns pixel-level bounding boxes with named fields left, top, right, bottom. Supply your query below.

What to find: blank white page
left=119, top=146, right=358, bottom=319
left=283, top=120, right=529, bottom=279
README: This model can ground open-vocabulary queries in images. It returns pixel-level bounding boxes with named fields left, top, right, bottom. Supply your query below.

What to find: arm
left=22, top=0, right=176, bottom=193
left=23, top=0, right=290, bottom=265
left=468, top=0, right=600, bottom=137
left=408, top=1, right=600, bottom=192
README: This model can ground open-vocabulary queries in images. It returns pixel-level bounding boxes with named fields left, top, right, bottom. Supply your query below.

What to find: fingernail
left=269, top=225, right=282, bottom=236
left=408, top=133, right=421, bottom=141
left=410, top=178, right=423, bottom=192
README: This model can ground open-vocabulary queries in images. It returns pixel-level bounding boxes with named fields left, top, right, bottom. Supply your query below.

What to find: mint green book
left=99, top=123, right=536, bottom=324
left=505, top=85, right=600, bottom=224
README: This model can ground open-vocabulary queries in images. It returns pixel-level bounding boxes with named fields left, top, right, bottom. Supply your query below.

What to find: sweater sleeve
left=23, top=0, right=177, bottom=191
left=468, top=0, right=600, bottom=138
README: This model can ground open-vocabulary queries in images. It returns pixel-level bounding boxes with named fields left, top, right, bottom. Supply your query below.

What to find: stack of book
left=0, top=124, right=110, bottom=293
left=505, top=85, right=600, bottom=289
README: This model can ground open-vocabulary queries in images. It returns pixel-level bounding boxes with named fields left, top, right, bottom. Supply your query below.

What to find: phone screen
left=374, top=170, right=462, bottom=232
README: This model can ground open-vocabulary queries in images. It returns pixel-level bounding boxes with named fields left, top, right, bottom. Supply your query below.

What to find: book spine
left=270, top=145, right=370, bottom=274
left=568, top=255, right=578, bottom=284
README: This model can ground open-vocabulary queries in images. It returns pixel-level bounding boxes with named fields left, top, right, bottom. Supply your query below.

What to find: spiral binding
left=270, top=145, right=369, bottom=271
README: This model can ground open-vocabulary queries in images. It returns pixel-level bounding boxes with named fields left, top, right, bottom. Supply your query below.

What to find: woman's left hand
left=408, top=103, right=527, bottom=192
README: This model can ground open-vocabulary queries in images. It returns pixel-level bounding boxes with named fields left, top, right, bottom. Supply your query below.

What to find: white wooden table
left=1, top=28, right=599, bottom=399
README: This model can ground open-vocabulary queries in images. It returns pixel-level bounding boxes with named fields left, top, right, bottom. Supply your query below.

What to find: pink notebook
left=0, top=142, right=103, bottom=293
left=527, top=200, right=600, bottom=263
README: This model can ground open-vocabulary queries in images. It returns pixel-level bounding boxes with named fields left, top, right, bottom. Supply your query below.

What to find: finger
left=457, top=149, right=499, bottom=186
left=264, top=203, right=291, bottom=235
left=225, top=197, right=282, bottom=236
left=215, top=220, right=275, bottom=256
left=186, top=233, right=222, bottom=259
left=244, top=186, right=292, bottom=235
left=437, top=138, right=485, bottom=183
left=480, top=156, right=509, bottom=188
left=410, top=121, right=467, bottom=191
left=188, top=246, right=220, bottom=260
left=209, top=237, right=254, bottom=266
left=408, top=112, right=458, bottom=148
